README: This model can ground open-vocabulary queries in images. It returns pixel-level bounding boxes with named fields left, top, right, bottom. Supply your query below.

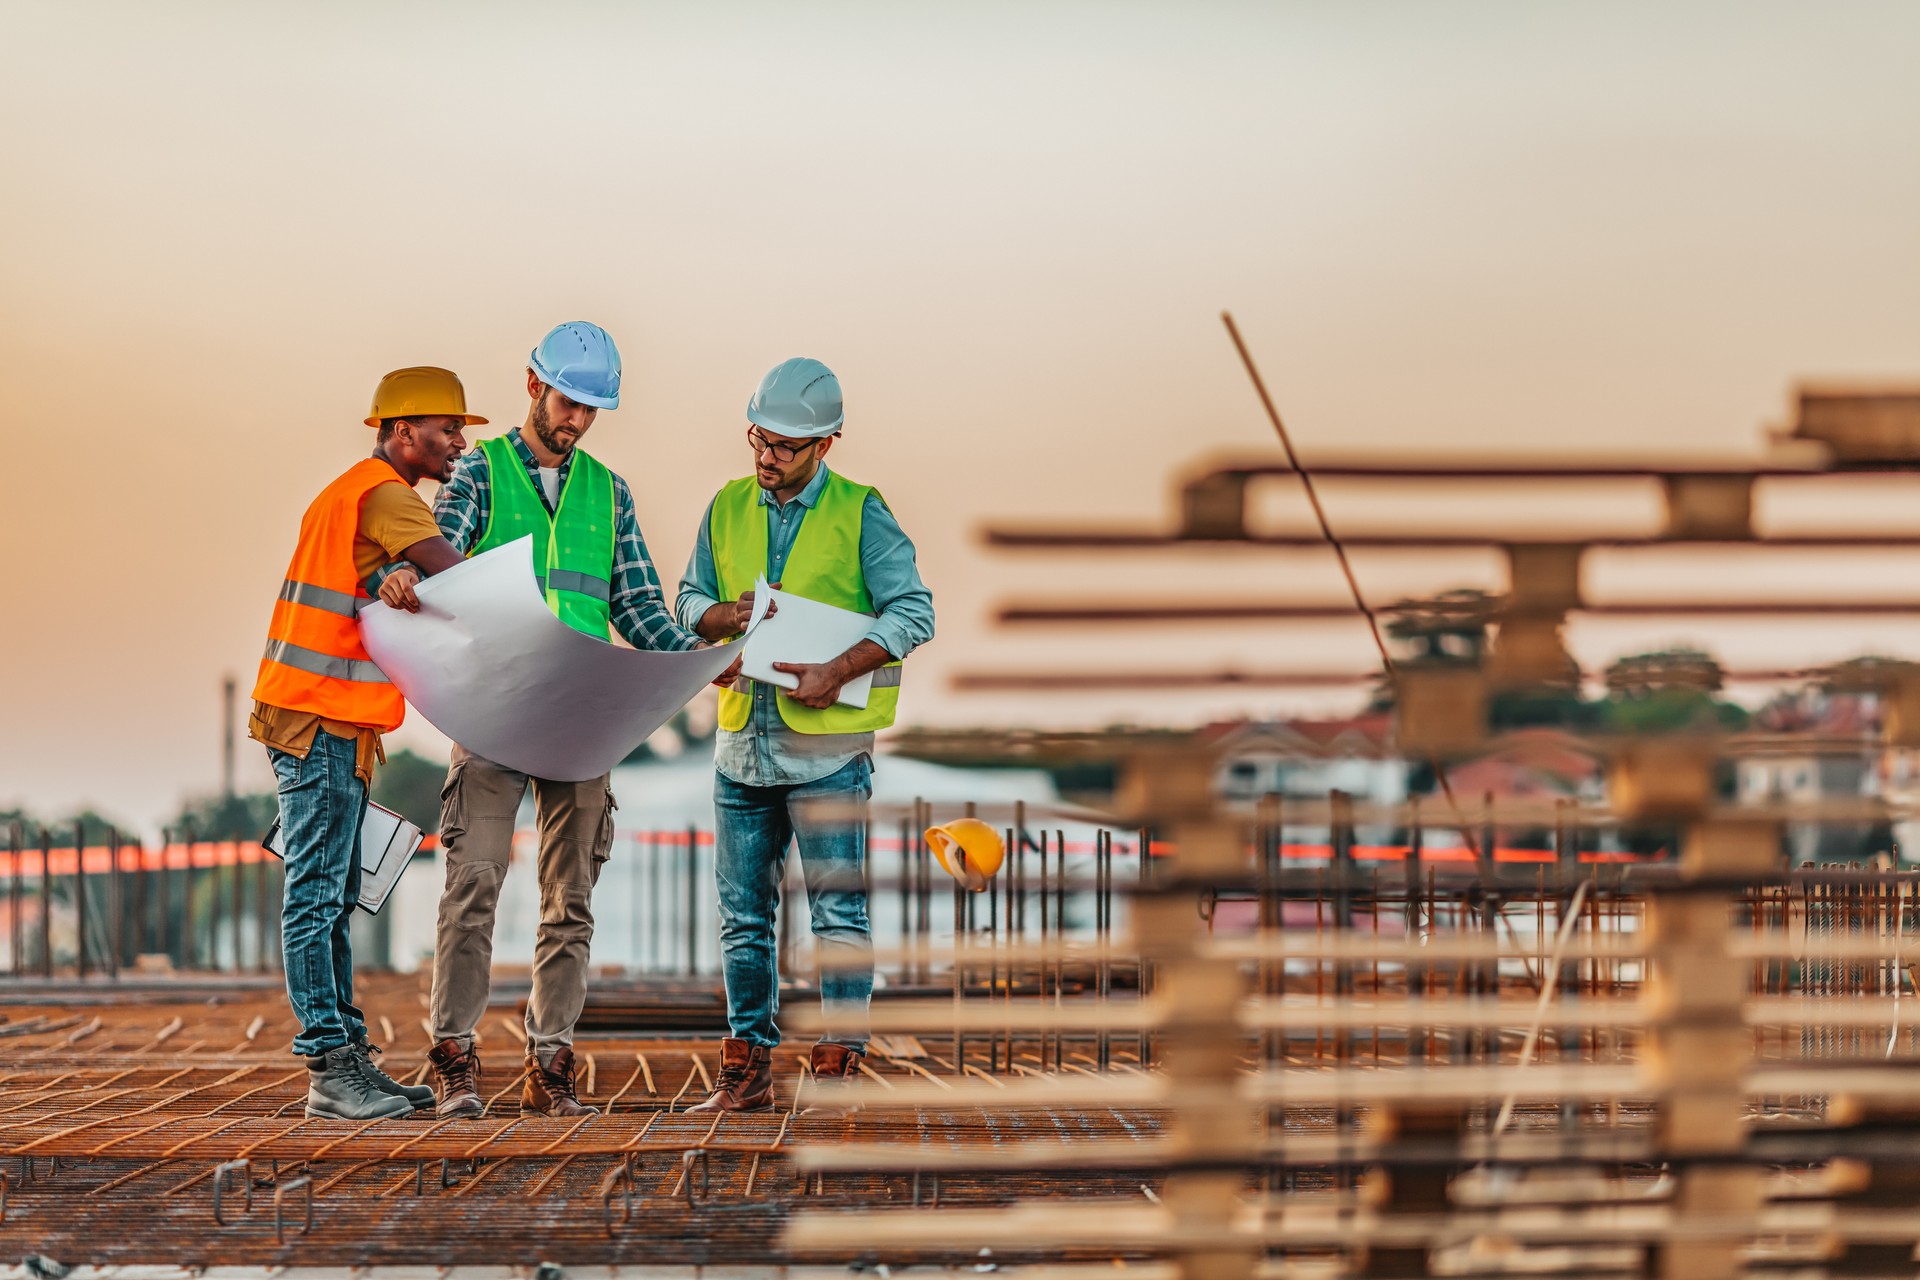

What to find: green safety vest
left=471, top=434, right=616, bottom=639
left=710, top=470, right=903, bottom=734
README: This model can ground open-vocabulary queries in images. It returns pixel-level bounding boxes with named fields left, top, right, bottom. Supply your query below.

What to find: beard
left=530, top=393, right=575, bottom=455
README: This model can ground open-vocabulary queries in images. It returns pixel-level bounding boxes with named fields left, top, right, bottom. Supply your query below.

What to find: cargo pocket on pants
left=438, top=762, right=468, bottom=849
left=591, top=785, right=617, bottom=883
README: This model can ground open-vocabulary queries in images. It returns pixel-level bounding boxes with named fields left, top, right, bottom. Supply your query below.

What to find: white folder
left=738, top=576, right=877, bottom=710
left=262, top=800, right=425, bottom=915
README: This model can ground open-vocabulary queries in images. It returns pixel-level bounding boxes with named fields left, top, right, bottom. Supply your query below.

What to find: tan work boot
left=800, top=1041, right=866, bottom=1117
left=428, top=1039, right=485, bottom=1119
left=521, top=1045, right=598, bottom=1117
left=686, top=1038, right=774, bottom=1113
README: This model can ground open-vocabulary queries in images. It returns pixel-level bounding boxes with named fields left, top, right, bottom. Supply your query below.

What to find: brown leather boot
left=686, top=1038, right=774, bottom=1113
left=428, top=1039, right=484, bottom=1120
left=801, top=1041, right=866, bottom=1117
left=521, top=1045, right=599, bottom=1117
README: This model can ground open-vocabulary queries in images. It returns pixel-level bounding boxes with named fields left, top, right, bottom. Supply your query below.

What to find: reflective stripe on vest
left=261, top=638, right=391, bottom=684
left=731, top=660, right=903, bottom=696
left=545, top=568, right=612, bottom=601
left=709, top=469, right=903, bottom=735
left=470, top=435, right=616, bottom=638
left=251, top=457, right=409, bottom=731
left=277, top=578, right=364, bottom=617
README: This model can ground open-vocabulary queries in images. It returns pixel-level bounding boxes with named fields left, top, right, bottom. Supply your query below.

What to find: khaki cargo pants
left=428, top=745, right=615, bottom=1063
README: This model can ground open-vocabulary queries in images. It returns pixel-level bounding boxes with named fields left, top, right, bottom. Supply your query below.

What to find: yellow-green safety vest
left=471, top=434, right=615, bottom=639
left=710, top=470, right=903, bottom=734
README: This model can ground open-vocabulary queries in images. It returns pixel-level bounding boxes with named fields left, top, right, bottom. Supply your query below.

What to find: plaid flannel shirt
left=433, top=432, right=701, bottom=652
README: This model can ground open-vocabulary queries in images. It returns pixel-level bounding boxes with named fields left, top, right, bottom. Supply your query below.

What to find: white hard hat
left=747, top=357, right=843, bottom=439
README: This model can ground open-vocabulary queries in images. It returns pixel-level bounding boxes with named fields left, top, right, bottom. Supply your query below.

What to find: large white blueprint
left=738, top=575, right=876, bottom=710
left=359, top=537, right=743, bottom=781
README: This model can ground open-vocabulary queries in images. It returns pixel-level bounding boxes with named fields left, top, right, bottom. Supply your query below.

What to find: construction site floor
left=0, top=972, right=1160, bottom=1271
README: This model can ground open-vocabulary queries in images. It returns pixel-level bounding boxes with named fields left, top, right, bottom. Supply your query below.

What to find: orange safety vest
left=251, top=458, right=408, bottom=731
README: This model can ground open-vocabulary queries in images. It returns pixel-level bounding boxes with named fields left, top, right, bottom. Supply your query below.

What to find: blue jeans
left=713, top=753, right=873, bottom=1053
left=270, top=730, right=368, bottom=1058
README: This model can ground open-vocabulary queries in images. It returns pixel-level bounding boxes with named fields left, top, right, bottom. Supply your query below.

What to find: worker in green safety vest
left=676, top=357, right=936, bottom=1116
left=379, top=321, right=738, bottom=1121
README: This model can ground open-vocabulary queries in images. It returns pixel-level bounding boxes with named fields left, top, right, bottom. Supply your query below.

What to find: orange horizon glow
left=4, top=2, right=1918, bottom=833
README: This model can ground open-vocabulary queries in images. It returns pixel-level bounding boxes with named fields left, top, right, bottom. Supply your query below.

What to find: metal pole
left=1138, top=825, right=1152, bottom=1068
left=236, top=838, right=250, bottom=973
left=182, top=818, right=199, bottom=971
left=115, top=832, right=132, bottom=971
left=39, top=826, right=54, bottom=977
left=648, top=830, right=660, bottom=973
left=1036, top=826, right=1048, bottom=1068
left=1012, top=800, right=1026, bottom=938
left=134, top=832, right=148, bottom=964
left=218, top=840, right=231, bottom=971
left=8, top=820, right=20, bottom=976
left=952, top=843, right=966, bottom=1068
left=914, top=798, right=930, bottom=986
left=231, top=841, right=243, bottom=972
left=995, top=823, right=1009, bottom=1074
left=1407, top=805, right=1426, bottom=1067
left=72, top=820, right=88, bottom=978
left=1477, top=793, right=1498, bottom=1063
left=74, top=818, right=89, bottom=979
left=202, top=832, right=217, bottom=972
left=685, top=824, right=699, bottom=976
left=1097, top=827, right=1110, bottom=1071
left=1054, top=828, right=1067, bottom=1072
left=256, top=834, right=271, bottom=974
left=105, top=826, right=120, bottom=980
left=1555, top=799, right=1579, bottom=1128
left=156, top=828, right=171, bottom=968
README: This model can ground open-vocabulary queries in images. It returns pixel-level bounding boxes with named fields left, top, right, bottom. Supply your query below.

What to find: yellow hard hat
left=364, top=366, right=489, bottom=428
left=925, top=818, right=1006, bottom=893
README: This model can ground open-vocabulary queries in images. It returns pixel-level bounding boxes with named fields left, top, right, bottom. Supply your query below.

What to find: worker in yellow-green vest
left=377, top=321, right=736, bottom=1121
left=676, top=357, right=935, bottom=1116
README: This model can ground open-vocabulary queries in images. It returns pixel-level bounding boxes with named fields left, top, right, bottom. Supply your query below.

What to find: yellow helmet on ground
left=364, top=366, right=489, bottom=428
left=925, top=818, right=1006, bottom=893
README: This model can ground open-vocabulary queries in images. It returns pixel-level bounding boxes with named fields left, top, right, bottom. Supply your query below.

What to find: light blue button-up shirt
left=676, top=464, right=935, bottom=787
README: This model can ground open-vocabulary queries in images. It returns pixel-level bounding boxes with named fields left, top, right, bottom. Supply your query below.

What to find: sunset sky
left=3, top=2, right=1918, bottom=834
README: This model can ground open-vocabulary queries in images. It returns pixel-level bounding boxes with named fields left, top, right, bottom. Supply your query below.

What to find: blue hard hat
left=746, top=357, right=843, bottom=439
left=530, top=321, right=622, bottom=410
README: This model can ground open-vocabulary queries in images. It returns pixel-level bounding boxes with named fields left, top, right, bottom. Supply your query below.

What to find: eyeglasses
left=746, top=428, right=823, bottom=464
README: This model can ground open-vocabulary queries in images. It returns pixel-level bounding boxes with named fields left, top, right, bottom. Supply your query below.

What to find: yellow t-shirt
left=249, top=471, right=443, bottom=781
left=353, top=478, right=442, bottom=585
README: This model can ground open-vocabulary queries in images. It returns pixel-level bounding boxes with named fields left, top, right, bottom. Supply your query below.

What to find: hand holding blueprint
left=739, top=575, right=876, bottom=710
left=359, top=537, right=746, bottom=781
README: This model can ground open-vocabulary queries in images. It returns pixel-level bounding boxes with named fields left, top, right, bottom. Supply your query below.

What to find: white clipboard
left=262, top=800, right=424, bottom=916
left=737, top=576, right=876, bottom=710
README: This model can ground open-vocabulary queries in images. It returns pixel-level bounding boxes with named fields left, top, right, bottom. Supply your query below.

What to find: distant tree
left=372, top=748, right=447, bottom=834
left=3, top=805, right=137, bottom=841
left=1489, top=688, right=1597, bottom=732
left=1599, top=647, right=1748, bottom=734
left=163, top=748, right=449, bottom=842
left=167, top=792, right=280, bottom=843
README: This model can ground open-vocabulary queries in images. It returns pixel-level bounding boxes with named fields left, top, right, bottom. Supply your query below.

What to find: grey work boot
left=353, top=1038, right=436, bottom=1111
left=305, top=1045, right=415, bottom=1120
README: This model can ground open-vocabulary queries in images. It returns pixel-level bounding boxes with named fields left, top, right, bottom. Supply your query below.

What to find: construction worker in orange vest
left=249, top=366, right=482, bottom=1121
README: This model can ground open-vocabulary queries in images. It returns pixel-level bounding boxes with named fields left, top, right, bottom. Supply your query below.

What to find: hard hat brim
left=745, top=403, right=842, bottom=439
left=531, top=353, right=619, bottom=410
left=363, top=413, right=490, bottom=428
